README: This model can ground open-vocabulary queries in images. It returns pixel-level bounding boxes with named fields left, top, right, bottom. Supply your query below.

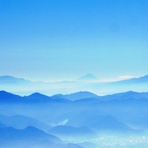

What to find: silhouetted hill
left=100, top=91, right=148, bottom=101
left=0, top=126, right=63, bottom=148
left=0, top=126, right=60, bottom=141
left=0, top=90, right=147, bottom=137
left=0, top=90, right=70, bottom=104
left=24, top=92, right=51, bottom=102
left=0, top=114, right=50, bottom=131
left=0, top=90, right=22, bottom=103
left=89, top=115, right=132, bottom=131
left=0, top=126, right=84, bottom=148
left=25, top=92, right=71, bottom=103
left=54, top=91, right=99, bottom=101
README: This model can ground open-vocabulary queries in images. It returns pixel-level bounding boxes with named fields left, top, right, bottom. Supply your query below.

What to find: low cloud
left=51, top=119, right=69, bottom=127
left=118, top=75, right=135, bottom=80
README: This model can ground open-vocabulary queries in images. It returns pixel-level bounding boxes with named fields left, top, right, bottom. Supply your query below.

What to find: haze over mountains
left=0, top=74, right=148, bottom=147
left=0, top=90, right=148, bottom=147
left=0, top=74, right=148, bottom=96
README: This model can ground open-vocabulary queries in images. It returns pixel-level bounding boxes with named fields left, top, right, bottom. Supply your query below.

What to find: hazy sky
left=0, top=0, right=148, bottom=81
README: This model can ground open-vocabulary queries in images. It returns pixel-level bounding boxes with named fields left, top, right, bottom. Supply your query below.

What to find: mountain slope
left=77, top=73, right=98, bottom=81
left=0, top=90, right=70, bottom=104
left=0, top=114, right=51, bottom=131
left=24, top=92, right=51, bottom=102
left=0, top=126, right=61, bottom=142
left=0, top=126, right=61, bottom=148
left=89, top=115, right=132, bottom=131
left=48, top=125, right=97, bottom=138
left=0, top=126, right=84, bottom=148
left=0, top=90, right=22, bottom=103
left=54, top=91, right=99, bottom=101
left=118, top=75, right=148, bottom=84
left=0, top=75, right=31, bottom=84
left=100, top=91, right=148, bottom=101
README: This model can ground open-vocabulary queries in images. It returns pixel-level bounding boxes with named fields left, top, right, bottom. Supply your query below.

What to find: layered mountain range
left=0, top=90, right=148, bottom=147
left=0, top=74, right=148, bottom=95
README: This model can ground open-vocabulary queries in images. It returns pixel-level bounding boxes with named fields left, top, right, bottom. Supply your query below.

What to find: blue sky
left=0, top=0, right=148, bottom=81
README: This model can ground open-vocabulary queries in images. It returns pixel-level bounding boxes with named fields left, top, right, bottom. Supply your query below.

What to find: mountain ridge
left=0, top=74, right=148, bottom=96
left=53, top=91, right=100, bottom=101
left=0, top=114, right=51, bottom=131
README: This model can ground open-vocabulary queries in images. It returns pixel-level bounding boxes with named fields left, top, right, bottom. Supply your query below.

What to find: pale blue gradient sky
left=0, top=0, right=148, bottom=81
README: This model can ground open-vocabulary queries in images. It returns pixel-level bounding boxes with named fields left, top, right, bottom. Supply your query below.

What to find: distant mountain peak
left=24, top=92, right=50, bottom=101
left=77, top=73, right=98, bottom=81
left=28, top=92, right=47, bottom=97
